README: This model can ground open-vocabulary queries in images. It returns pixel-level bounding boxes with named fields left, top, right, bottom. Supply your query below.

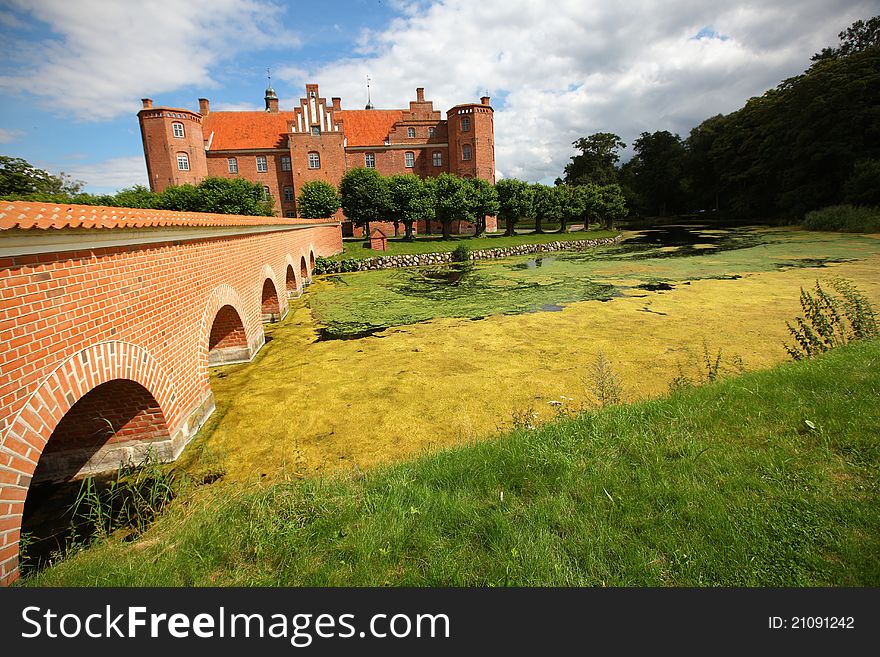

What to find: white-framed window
left=365, top=153, right=375, bottom=168
left=429, top=127, right=436, bottom=138
left=432, top=151, right=442, bottom=167
left=227, top=157, right=238, bottom=173
left=308, top=152, right=320, bottom=169
left=176, top=153, right=189, bottom=170
left=283, top=186, right=294, bottom=202
left=281, top=156, right=291, bottom=172
left=462, top=144, right=472, bottom=161
left=461, top=116, right=470, bottom=132
left=311, top=126, right=320, bottom=136
left=286, top=211, right=296, bottom=218
left=263, top=186, right=271, bottom=199
left=256, top=155, right=268, bottom=173
left=407, top=127, right=416, bottom=138
left=172, top=122, right=185, bottom=138
left=404, top=151, right=415, bottom=168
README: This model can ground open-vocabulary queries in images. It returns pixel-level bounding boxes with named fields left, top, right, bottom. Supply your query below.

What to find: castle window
left=429, top=127, right=436, bottom=138
left=432, top=151, right=442, bottom=167
left=462, top=144, right=472, bottom=161
left=309, top=90, right=316, bottom=98
left=286, top=212, right=296, bottom=218
left=461, top=116, right=470, bottom=132
left=308, top=152, right=320, bottom=169
left=256, top=155, right=268, bottom=173
left=172, top=122, right=185, bottom=138
left=281, top=156, right=291, bottom=172
left=405, top=151, right=415, bottom=168
left=176, top=153, right=189, bottom=170
left=263, top=186, right=271, bottom=199
left=283, top=186, right=294, bottom=202
left=311, top=126, right=320, bottom=136
left=407, top=127, right=416, bottom=138
left=227, top=157, right=238, bottom=173
left=365, top=153, right=375, bottom=168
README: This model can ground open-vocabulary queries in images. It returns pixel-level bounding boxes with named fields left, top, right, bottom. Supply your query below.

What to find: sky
left=0, top=0, right=876, bottom=194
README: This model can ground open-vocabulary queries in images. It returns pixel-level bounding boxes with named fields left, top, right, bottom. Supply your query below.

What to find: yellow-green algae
left=177, top=227, right=880, bottom=484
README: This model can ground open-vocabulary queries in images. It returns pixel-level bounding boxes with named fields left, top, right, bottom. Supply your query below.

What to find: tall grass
left=23, top=339, right=880, bottom=587
left=802, top=205, right=880, bottom=232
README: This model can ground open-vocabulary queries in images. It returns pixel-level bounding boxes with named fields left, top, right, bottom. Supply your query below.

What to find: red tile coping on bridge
left=0, top=201, right=337, bottom=232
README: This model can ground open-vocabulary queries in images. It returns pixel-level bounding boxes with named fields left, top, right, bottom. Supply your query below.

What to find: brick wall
left=206, top=152, right=296, bottom=217
left=0, top=211, right=341, bottom=584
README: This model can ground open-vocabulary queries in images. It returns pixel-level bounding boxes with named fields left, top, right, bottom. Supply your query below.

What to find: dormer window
left=172, top=122, right=185, bottom=138
left=407, top=127, right=416, bottom=138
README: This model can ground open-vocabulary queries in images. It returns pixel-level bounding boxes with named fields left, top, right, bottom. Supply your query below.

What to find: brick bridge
left=0, top=201, right=342, bottom=584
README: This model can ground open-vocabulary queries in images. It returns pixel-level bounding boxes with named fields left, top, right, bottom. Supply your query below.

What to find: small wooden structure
left=369, top=228, right=388, bottom=251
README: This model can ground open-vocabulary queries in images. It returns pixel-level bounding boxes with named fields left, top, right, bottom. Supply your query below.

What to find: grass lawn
left=22, top=339, right=880, bottom=586
left=331, top=228, right=619, bottom=260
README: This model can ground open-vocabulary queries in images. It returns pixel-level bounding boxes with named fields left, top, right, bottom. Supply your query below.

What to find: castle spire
left=265, top=67, right=278, bottom=112
left=365, top=75, right=374, bottom=110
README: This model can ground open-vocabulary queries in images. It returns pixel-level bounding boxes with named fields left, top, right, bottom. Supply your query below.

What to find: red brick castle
left=138, top=83, right=496, bottom=233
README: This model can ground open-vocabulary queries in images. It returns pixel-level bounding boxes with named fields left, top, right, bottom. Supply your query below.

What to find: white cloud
left=0, top=128, right=24, bottom=143
left=53, top=156, right=148, bottom=193
left=0, top=0, right=293, bottom=121
left=300, top=0, right=874, bottom=182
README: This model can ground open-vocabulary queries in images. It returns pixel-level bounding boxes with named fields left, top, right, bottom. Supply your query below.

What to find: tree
left=195, top=177, right=274, bottom=215
left=465, top=178, right=500, bottom=236
left=597, top=184, right=628, bottom=229
left=531, top=183, right=565, bottom=233
left=844, top=158, right=880, bottom=206
left=812, top=16, right=880, bottom=61
left=558, top=184, right=586, bottom=233
left=627, top=131, right=687, bottom=216
left=432, top=173, right=471, bottom=240
left=157, top=183, right=203, bottom=212
left=562, top=133, right=626, bottom=186
left=297, top=180, right=340, bottom=218
left=0, top=155, right=84, bottom=197
left=388, top=174, right=434, bottom=240
left=340, top=167, right=389, bottom=236
left=495, top=178, right=533, bottom=236
left=110, top=185, right=158, bottom=209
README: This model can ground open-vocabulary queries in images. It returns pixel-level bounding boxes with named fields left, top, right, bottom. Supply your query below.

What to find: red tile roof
left=336, top=110, right=403, bottom=147
left=202, top=111, right=295, bottom=151
left=0, top=201, right=333, bottom=231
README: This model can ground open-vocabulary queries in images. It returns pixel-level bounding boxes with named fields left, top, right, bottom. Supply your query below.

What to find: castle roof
left=0, top=201, right=334, bottom=231
left=202, top=111, right=295, bottom=151
left=335, top=110, right=404, bottom=147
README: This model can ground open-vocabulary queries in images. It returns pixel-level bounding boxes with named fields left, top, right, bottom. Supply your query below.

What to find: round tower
left=138, top=98, right=208, bottom=192
left=447, top=96, right=495, bottom=182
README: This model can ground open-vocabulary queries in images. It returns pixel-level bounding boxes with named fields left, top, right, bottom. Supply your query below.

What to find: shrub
left=785, top=278, right=878, bottom=360
left=802, top=204, right=880, bottom=232
left=451, top=244, right=470, bottom=262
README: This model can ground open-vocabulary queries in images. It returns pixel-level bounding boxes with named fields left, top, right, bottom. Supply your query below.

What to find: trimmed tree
left=532, top=183, right=566, bottom=234
left=298, top=180, right=340, bottom=218
left=597, top=183, right=628, bottom=229
left=558, top=184, right=586, bottom=233
left=340, top=167, right=389, bottom=236
left=433, top=173, right=471, bottom=240
left=194, top=177, right=274, bottom=215
left=388, top=174, right=434, bottom=240
left=496, top=178, right=533, bottom=236
left=465, top=178, right=500, bottom=236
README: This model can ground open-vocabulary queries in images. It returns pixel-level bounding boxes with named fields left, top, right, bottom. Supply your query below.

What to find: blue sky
left=0, top=0, right=874, bottom=193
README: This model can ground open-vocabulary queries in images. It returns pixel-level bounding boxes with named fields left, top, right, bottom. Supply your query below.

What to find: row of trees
left=560, top=16, right=880, bottom=220
left=0, top=157, right=275, bottom=216
left=298, top=168, right=627, bottom=240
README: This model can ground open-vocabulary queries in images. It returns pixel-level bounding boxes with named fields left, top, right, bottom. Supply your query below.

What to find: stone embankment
left=317, top=235, right=622, bottom=273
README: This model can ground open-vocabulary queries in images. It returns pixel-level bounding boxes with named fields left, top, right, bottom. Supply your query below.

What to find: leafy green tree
left=156, top=183, right=203, bottom=212
left=597, top=184, right=628, bottom=229
left=340, top=167, right=390, bottom=236
left=432, top=173, right=471, bottom=240
left=844, top=159, right=880, bottom=206
left=531, top=183, right=565, bottom=233
left=195, top=177, right=273, bottom=215
left=562, top=133, right=626, bottom=186
left=495, top=178, right=533, bottom=236
left=558, top=184, right=586, bottom=233
left=465, top=178, right=500, bottom=236
left=111, top=185, right=158, bottom=209
left=812, top=16, right=880, bottom=61
left=0, top=155, right=84, bottom=197
left=627, top=131, right=687, bottom=216
left=297, top=180, right=340, bottom=218
left=388, top=174, right=434, bottom=240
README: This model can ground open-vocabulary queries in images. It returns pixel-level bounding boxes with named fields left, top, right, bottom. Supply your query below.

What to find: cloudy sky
left=0, top=0, right=874, bottom=193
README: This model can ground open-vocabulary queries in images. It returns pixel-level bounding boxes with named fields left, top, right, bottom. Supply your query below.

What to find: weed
left=510, top=406, right=538, bottom=430
left=785, top=278, right=878, bottom=360
left=588, top=350, right=623, bottom=407
left=451, top=244, right=470, bottom=263
left=669, top=339, right=746, bottom=392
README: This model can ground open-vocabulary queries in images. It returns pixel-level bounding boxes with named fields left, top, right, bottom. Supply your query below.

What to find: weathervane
left=365, top=74, right=374, bottom=109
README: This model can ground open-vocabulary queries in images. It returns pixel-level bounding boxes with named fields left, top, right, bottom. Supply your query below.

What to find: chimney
left=141, top=98, right=153, bottom=109
left=331, top=97, right=341, bottom=111
left=416, top=87, right=425, bottom=102
left=199, top=98, right=210, bottom=115
left=266, top=97, right=279, bottom=113
left=481, top=96, right=491, bottom=106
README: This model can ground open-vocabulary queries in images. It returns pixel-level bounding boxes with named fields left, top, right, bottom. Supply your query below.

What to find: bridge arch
left=0, top=342, right=178, bottom=582
left=300, top=252, right=310, bottom=286
left=285, top=253, right=300, bottom=299
left=258, top=263, right=285, bottom=323
left=200, top=284, right=261, bottom=367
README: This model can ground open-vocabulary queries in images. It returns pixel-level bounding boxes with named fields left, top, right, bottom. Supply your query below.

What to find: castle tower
left=447, top=95, right=495, bottom=182
left=138, top=98, right=208, bottom=192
